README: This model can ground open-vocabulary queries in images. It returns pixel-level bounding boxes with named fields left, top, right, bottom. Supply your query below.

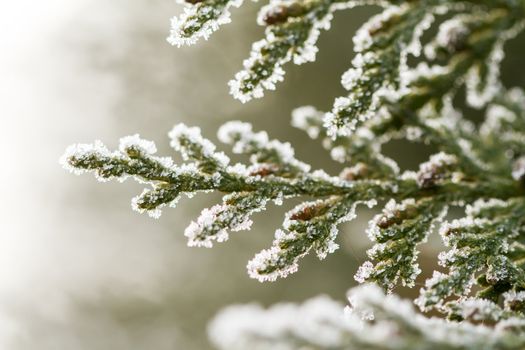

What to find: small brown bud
left=249, top=164, right=279, bottom=177
left=290, top=203, right=325, bottom=221
left=263, top=3, right=303, bottom=25
left=339, top=163, right=369, bottom=181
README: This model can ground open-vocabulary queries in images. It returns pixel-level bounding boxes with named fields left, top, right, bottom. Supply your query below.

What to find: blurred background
left=1, top=1, right=524, bottom=349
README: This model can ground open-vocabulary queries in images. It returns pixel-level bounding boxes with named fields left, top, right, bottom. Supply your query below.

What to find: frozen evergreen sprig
left=209, top=284, right=525, bottom=350
left=62, top=111, right=524, bottom=284
left=63, top=0, right=525, bottom=348
left=229, top=0, right=373, bottom=103
left=167, top=0, right=245, bottom=47
left=248, top=196, right=377, bottom=282
left=323, top=2, right=435, bottom=137
left=355, top=197, right=448, bottom=291
left=416, top=198, right=525, bottom=315
left=168, top=0, right=525, bottom=132
left=61, top=123, right=374, bottom=262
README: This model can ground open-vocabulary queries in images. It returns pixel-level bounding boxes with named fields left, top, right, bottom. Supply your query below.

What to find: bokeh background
left=1, top=1, right=525, bottom=349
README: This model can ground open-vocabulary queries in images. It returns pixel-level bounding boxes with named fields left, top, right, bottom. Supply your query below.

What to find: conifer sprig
left=63, top=0, right=525, bottom=348
left=62, top=113, right=524, bottom=284
left=209, top=284, right=525, bottom=350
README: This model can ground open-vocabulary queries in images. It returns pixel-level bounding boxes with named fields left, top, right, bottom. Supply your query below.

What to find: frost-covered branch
left=62, top=0, right=525, bottom=348
left=417, top=198, right=525, bottom=315
left=209, top=284, right=525, bottom=350
left=168, top=0, right=246, bottom=47
left=229, top=0, right=377, bottom=102
left=61, top=116, right=523, bottom=283
left=356, top=197, right=447, bottom=291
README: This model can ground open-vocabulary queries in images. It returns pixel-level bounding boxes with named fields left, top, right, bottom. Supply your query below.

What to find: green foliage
left=62, top=0, right=525, bottom=348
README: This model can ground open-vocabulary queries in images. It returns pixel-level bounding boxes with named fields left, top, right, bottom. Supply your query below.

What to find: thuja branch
left=62, top=0, right=525, bottom=348
left=61, top=121, right=524, bottom=283
left=209, top=284, right=525, bottom=350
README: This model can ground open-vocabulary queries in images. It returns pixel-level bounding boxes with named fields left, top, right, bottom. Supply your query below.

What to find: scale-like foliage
left=63, top=0, right=525, bottom=348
